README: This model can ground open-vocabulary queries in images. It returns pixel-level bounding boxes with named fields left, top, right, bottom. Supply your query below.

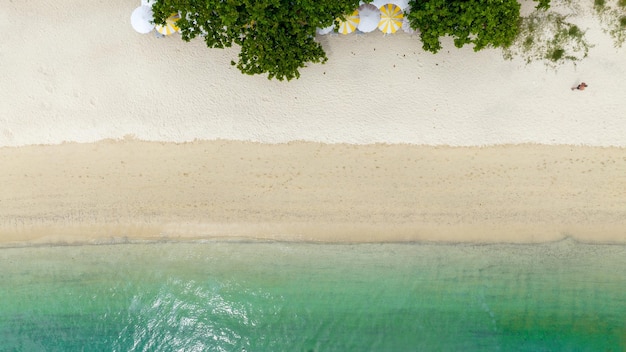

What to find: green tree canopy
left=152, top=0, right=361, bottom=80
left=406, top=0, right=550, bottom=53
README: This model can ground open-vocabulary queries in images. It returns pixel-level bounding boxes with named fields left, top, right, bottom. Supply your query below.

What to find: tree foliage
left=406, top=0, right=550, bottom=54
left=152, top=0, right=360, bottom=80
left=150, top=0, right=562, bottom=80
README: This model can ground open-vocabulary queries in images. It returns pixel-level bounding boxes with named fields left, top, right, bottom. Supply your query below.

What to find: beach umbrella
left=155, top=13, right=180, bottom=36
left=378, top=4, right=403, bottom=34
left=337, top=10, right=360, bottom=35
left=316, top=24, right=335, bottom=35
left=130, top=6, right=155, bottom=34
left=369, top=0, right=388, bottom=8
left=370, top=0, right=410, bottom=10
left=401, top=17, right=416, bottom=34
left=390, top=0, right=410, bottom=10
left=357, top=4, right=380, bottom=33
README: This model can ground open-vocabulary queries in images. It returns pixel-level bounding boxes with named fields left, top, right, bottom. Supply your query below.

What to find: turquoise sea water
left=0, top=240, right=624, bottom=351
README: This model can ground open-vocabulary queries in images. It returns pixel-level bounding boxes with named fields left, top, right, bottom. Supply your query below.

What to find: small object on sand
left=571, top=82, right=588, bottom=91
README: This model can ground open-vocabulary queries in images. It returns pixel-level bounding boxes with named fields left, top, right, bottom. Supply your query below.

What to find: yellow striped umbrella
left=155, top=13, right=180, bottom=35
left=378, top=4, right=403, bottom=34
left=337, top=10, right=360, bottom=35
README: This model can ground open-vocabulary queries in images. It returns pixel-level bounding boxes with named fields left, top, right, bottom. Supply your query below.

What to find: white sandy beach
left=1, top=0, right=625, bottom=245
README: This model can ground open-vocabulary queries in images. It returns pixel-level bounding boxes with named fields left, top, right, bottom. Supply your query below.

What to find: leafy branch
left=152, top=0, right=361, bottom=80
left=405, top=0, right=549, bottom=54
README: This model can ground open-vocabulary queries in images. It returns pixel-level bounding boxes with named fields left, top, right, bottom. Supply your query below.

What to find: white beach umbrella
left=155, top=13, right=180, bottom=36
left=131, top=6, right=155, bottom=34
left=370, top=0, right=388, bottom=8
left=390, top=0, right=410, bottom=10
left=378, top=4, right=403, bottom=34
left=369, top=0, right=410, bottom=10
left=357, top=4, right=380, bottom=33
left=337, top=11, right=360, bottom=35
left=316, top=25, right=335, bottom=35
left=401, top=17, right=416, bottom=34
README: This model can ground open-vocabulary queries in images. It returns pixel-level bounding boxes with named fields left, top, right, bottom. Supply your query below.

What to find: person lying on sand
left=571, top=82, right=588, bottom=91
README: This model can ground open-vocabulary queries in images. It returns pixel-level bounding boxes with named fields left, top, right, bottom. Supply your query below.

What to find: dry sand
left=2, top=1, right=626, bottom=246
left=1, top=141, right=625, bottom=246
left=2, top=0, right=626, bottom=147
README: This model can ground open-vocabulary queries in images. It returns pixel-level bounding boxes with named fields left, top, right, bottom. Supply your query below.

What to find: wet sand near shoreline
left=1, top=140, right=625, bottom=247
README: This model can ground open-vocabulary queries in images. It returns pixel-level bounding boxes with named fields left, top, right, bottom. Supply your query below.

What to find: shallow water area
left=1, top=240, right=624, bottom=351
